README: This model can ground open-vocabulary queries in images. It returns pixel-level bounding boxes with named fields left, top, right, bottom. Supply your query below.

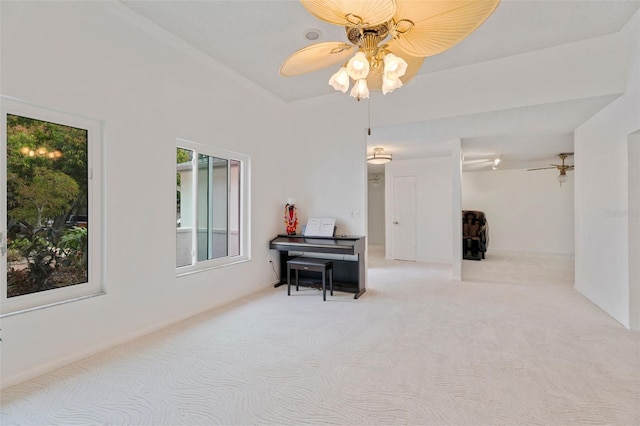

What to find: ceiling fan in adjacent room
left=368, top=173, right=384, bottom=187
left=280, top=0, right=500, bottom=100
left=527, top=153, right=575, bottom=186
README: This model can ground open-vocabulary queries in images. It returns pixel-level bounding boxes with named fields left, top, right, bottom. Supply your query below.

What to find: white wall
left=0, top=1, right=368, bottom=387
left=574, top=10, right=640, bottom=328
left=279, top=96, right=368, bottom=237
left=385, top=155, right=453, bottom=264
left=462, top=168, right=575, bottom=255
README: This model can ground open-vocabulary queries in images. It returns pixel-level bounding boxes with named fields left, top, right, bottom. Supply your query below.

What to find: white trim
left=0, top=102, right=7, bottom=308
left=0, top=291, right=105, bottom=319
left=0, top=96, right=105, bottom=316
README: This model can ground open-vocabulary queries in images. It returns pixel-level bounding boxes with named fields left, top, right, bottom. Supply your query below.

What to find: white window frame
left=0, top=96, right=105, bottom=317
left=176, top=138, right=250, bottom=276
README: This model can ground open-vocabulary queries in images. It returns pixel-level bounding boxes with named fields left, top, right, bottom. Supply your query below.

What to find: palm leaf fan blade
left=392, top=0, right=500, bottom=57
left=301, top=0, right=397, bottom=26
left=280, top=42, right=354, bottom=76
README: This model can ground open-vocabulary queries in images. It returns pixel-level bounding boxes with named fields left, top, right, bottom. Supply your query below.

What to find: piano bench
left=287, top=258, right=333, bottom=301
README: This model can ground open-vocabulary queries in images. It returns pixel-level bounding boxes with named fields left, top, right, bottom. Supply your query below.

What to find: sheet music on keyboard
left=303, top=217, right=336, bottom=237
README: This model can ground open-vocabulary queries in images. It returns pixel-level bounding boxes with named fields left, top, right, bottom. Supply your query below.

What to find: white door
left=392, top=175, right=417, bottom=261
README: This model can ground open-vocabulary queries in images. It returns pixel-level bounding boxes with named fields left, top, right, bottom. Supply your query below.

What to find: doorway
left=461, top=167, right=575, bottom=285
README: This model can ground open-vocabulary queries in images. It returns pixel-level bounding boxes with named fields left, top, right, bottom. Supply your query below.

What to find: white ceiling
left=120, top=0, right=639, bottom=172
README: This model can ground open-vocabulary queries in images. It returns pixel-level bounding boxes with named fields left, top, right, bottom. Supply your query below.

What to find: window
left=1, top=97, right=103, bottom=316
left=176, top=139, right=249, bottom=274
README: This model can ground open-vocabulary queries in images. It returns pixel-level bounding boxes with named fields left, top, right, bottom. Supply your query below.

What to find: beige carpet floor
left=463, top=248, right=575, bottom=287
left=1, top=248, right=639, bottom=425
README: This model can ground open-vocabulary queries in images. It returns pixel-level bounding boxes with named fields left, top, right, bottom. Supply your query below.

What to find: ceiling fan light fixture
left=346, top=51, right=370, bottom=80
left=383, top=53, right=407, bottom=79
left=329, top=66, right=350, bottom=92
left=558, top=171, right=569, bottom=186
left=350, top=78, right=370, bottom=101
left=492, top=157, right=501, bottom=170
left=367, top=147, right=392, bottom=164
left=286, top=0, right=501, bottom=101
left=382, top=75, right=403, bottom=95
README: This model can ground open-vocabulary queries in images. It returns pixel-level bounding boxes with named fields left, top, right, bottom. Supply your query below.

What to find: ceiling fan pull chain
left=368, top=97, right=372, bottom=136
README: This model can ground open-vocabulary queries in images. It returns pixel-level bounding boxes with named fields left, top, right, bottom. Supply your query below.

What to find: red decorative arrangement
left=284, top=203, right=298, bottom=235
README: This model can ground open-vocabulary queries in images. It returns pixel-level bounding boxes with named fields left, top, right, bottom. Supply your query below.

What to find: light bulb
left=492, top=157, right=502, bottom=170
left=382, top=76, right=403, bottom=95
left=383, top=53, right=408, bottom=79
left=329, top=67, right=350, bottom=93
left=558, top=172, right=569, bottom=186
left=347, top=52, right=370, bottom=80
left=350, top=79, right=369, bottom=101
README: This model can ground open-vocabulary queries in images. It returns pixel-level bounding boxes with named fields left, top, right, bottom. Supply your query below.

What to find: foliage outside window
left=2, top=99, right=103, bottom=315
left=176, top=140, right=249, bottom=274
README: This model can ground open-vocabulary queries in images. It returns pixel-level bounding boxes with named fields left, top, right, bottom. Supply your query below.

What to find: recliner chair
left=462, top=210, right=489, bottom=260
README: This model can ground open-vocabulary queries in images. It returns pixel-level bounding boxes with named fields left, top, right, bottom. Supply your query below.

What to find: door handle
left=393, top=221, right=400, bottom=225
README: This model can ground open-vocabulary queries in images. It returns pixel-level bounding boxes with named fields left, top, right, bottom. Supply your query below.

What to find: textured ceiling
left=119, top=0, right=639, bottom=171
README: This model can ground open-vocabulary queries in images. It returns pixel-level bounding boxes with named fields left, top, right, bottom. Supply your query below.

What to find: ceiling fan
left=527, top=153, right=575, bottom=186
left=368, top=173, right=384, bottom=186
left=280, top=0, right=501, bottom=100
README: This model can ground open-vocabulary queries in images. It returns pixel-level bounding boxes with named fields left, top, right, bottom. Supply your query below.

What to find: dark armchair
left=462, top=210, right=489, bottom=260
